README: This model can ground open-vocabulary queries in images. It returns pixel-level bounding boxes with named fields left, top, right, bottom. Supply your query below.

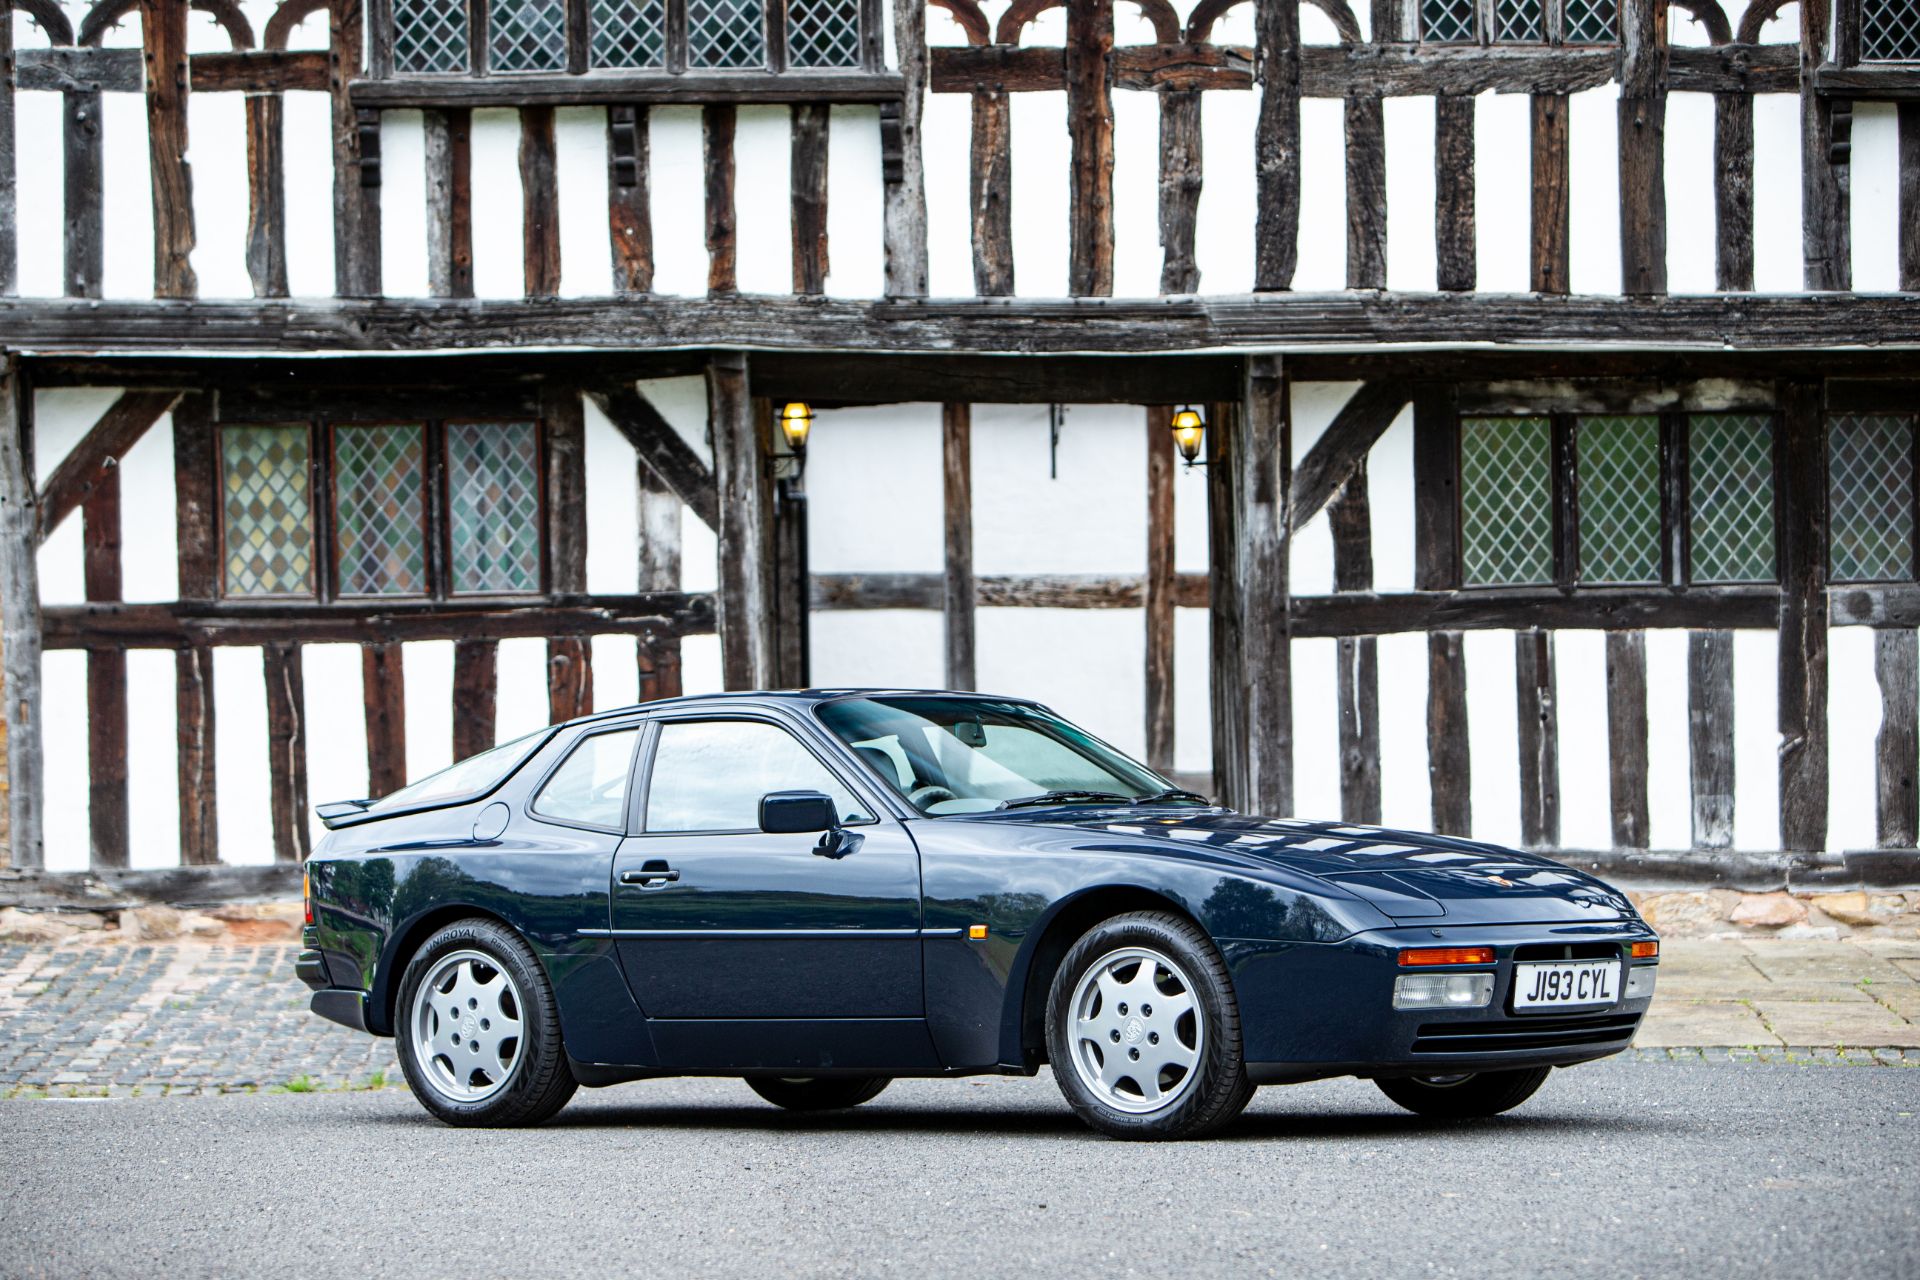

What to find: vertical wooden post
left=1345, top=95, right=1386, bottom=291
left=637, top=463, right=683, bottom=701
left=547, top=637, right=592, bottom=721
left=64, top=84, right=103, bottom=299
left=544, top=386, right=590, bottom=718
left=362, top=642, right=407, bottom=796
left=1899, top=103, right=1919, bottom=292
left=704, top=105, right=737, bottom=295
left=1800, top=0, right=1850, bottom=291
left=1158, top=90, right=1202, bottom=295
left=263, top=642, right=309, bottom=862
left=1145, top=406, right=1176, bottom=774
left=1714, top=92, right=1755, bottom=291
left=82, top=462, right=127, bottom=868
left=970, top=90, right=1014, bottom=295
left=1329, top=464, right=1380, bottom=824
left=607, top=105, right=652, bottom=296
left=1253, top=0, right=1301, bottom=291
left=1066, top=0, right=1115, bottom=297
left=143, top=0, right=195, bottom=298
left=791, top=104, right=831, bottom=296
left=1687, top=629, right=1735, bottom=849
left=427, top=108, right=474, bottom=298
left=1530, top=93, right=1570, bottom=294
left=1433, top=100, right=1475, bottom=293
left=942, top=403, right=976, bottom=691
left=331, top=0, right=380, bottom=297
left=172, top=395, right=218, bottom=864
left=1618, top=0, right=1668, bottom=297
left=772, top=477, right=810, bottom=690
left=711, top=354, right=773, bottom=689
left=1777, top=382, right=1828, bottom=851
left=1208, top=398, right=1247, bottom=809
left=176, top=645, right=217, bottom=864
left=1605, top=630, right=1650, bottom=849
left=0, top=3, right=13, bottom=297
left=885, top=0, right=930, bottom=298
left=452, top=638, right=498, bottom=760
left=1234, top=357, right=1292, bottom=814
left=0, top=354, right=41, bottom=868
left=1514, top=628, right=1559, bottom=847
left=521, top=106, right=561, bottom=298
left=1415, top=385, right=1470, bottom=835
left=244, top=93, right=288, bottom=297
left=1875, top=629, right=1918, bottom=847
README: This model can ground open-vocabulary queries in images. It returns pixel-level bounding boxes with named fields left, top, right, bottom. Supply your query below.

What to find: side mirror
left=759, top=790, right=838, bottom=835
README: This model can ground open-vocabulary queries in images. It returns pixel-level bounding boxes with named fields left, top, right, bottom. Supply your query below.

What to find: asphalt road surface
left=3, top=1062, right=1915, bottom=1279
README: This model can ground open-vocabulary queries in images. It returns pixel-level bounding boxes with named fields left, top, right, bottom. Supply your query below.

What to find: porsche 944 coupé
left=299, top=690, right=1659, bottom=1140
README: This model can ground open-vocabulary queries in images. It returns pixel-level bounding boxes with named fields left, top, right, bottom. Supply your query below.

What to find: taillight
left=1398, top=946, right=1495, bottom=967
left=303, top=871, right=313, bottom=926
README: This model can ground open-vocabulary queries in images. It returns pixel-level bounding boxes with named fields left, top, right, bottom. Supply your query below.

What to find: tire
left=1044, top=911, right=1254, bottom=1141
left=1374, top=1066, right=1551, bottom=1119
left=745, top=1076, right=892, bottom=1111
left=394, top=918, right=578, bottom=1127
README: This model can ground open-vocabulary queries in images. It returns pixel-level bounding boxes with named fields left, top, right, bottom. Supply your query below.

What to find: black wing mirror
left=759, top=790, right=838, bottom=835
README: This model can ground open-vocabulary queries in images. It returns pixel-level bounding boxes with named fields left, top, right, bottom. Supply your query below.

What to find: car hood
left=977, top=808, right=1635, bottom=924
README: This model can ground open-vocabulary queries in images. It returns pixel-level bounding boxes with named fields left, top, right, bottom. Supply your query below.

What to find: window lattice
left=1494, top=0, right=1545, bottom=42
left=1461, top=417, right=1555, bottom=587
left=334, top=426, right=428, bottom=596
left=1576, top=415, right=1661, bottom=585
left=591, top=0, right=667, bottom=67
left=688, top=0, right=768, bottom=67
left=448, top=422, right=543, bottom=594
left=222, top=426, right=314, bottom=597
left=788, top=0, right=861, bottom=67
left=1562, top=0, right=1617, bottom=43
left=1689, top=414, right=1776, bottom=584
left=394, top=0, right=470, bottom=73
left=1829, top=414, right=1915, bottom=582
left=490, top=0, right=569, bottom=72
left=1862, top=0, right=1920, bottom=60
left=1421, top=0, right=1476, bottom=42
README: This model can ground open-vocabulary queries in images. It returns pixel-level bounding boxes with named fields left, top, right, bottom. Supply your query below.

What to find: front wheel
left=1374, top=1066, right=1551, bottom=1118
left=394, top=918, right=577, bottom=1127
left=1045, top=911, right=1254, bottom=1140
left=745, top=1076, right=891, bottom=1111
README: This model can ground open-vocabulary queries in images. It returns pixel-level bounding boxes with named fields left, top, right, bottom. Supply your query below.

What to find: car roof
left=556, top=688, right=1044, bottom=731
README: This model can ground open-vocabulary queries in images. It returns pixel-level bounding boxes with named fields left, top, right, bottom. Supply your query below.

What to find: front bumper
left=1228, top=919, right=1659, bottom=1083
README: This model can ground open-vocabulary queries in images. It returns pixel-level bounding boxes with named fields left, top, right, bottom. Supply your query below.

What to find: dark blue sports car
left=299, top=690, right=1659, bottom=1139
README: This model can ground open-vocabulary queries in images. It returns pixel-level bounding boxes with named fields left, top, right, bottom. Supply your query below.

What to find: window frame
left=1825, top=410, right=1920, bottom=585
left=216, top=421, right=322, bottom=602
left=327, top=420, right=434, bottom=602
left=1418, top=0, right=1619, bottom=47
left=527, top=721, right=649, bottom=835
left=633, top=711, right=886, bottom=837
left=1853, top=0, right=1920, bottom=64
left=441, top=418, right=550, bottom=599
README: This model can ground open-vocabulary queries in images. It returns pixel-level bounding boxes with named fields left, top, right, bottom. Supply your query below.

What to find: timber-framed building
left=0, top=0, right=1918, bottom=892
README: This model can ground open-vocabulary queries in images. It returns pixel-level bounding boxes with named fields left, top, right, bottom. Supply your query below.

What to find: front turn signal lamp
left=1393, top=973, right=1494, bottom=1010
left=1630, top=940, right=1659, bottom=959
left=1398, top=946, right=1495, bottom=967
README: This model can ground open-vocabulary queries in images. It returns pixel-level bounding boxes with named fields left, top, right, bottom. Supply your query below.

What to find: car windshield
left=366, top=728, right=553, bottom=812
left=816, top=696, right=1182, bottom=815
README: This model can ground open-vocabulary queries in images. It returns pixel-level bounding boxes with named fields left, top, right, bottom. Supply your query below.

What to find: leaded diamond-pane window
left=491, top=0, right=568, bottom=73
left=334, top=426, right=429, bottom=596
left=689, top=0, right=768, bottom=67
left=789, top=0, right=861, bottom=67
left=1862, top=0, right=1920, bottom=60
left=1562, top=0, right=1617, bottom=43
left=1461, top=417, right=1555, bottom=587
left=222, top=426, right=314, bottom=597
left=1494, top=0, right=1544, bottom=42
left=1576, top=415, right=1660, bottom=585
left=591, top=0, right=667, bottom=67
left=394, top=0, right=470, bottom=74
left=448, top=422, right=543, bottom=594
left=1829, top=414, right=1915, bottom=582
left=1422, top=0, right=1476, bottom=42
left=1689, top=414, right=1776, bottom=584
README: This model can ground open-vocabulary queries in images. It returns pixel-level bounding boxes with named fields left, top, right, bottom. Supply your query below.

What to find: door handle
left=620, top=865, right=680, bottom=885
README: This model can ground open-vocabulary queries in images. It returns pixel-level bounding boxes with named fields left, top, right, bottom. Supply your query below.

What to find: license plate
left=1512, top=960, right=1620, bottom=1011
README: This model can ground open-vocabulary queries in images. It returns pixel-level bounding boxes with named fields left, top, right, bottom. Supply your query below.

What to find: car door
left=610, top=712, right=936, bottom=1071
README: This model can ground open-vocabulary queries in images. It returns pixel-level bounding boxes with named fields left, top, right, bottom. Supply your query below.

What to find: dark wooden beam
left=1290, top=381, right=1410, bottom=533
left=64, top=84, right=103, bottom=299
left=606, top=105, right=652, bottom=296
left=1412, top=384, right=1459, bottom=593
left=1716, top=92, right=1755, bottom=291
left=1777, top=381, right=1827, bottom=851
left=771, top=479, right=809, bottom=689
left=244, top=94, right=289, bottom=297
left=264, top=641, right=310, bottom=862
left=1606, top=630, right=1649, bottom=849
left=703, top=104, right=737, bottom=296
left=942, top=402, right=976, bottom=690
left=425, top=108, right=474, bottom=298
left=1235, top=356, right=1292, bottom=812
left=1688, top=628, right=1735, bottom=849
left=191, top=49, right=330, bottom=93
left=1875, top=629, right=1918, bottom=848
left=1208, top=395, right=1246, bottom=809
left=1345, top=94, right=1386, bottom=291
left=1145, top=406, right=1177, bottom=774
left=0, top=12, right=13, bottom=298
left=175, top=644, right=217, bottom=864
left=636, top=460, right=684, bottom=702
left=1254, top=0, right=1302, bottom=291
left=1801, top=0, right=1849, bottom=291
left=143, top=0, right=196, bottom=298
left=1900, top=103, right=1919, bottom=292
left=710, top=354, right=772, bottom=688
left=1530, top=93, right=1570, bottom=295
left=36, top=391, right=181, bottom=545
left=82, top=460, right=128, bottom=869
left=547, top=636, right=592, bottom=722
left=361, top=641, right=407, bottom=798
left=1330, top=462, right=1380, bottom=824
left=588, top=384, right=719, bottom=528
left=451, top=637, right=497, bottom=761
left=331, top=0, right=380, bottom=297
left=1435, top=94, right=1473, bottom=292
left=520, top=106, right=561, bottom=298
left=170, top=395, right=219, bottom=599
left=351, top=70, right=908, bottom=109
left=1066, top=0, right=1115, bottom=297
left=1617, top=0, right=1668, bottom=297
left=1515, top=628, right=1559, bottom=847
left=883, top=0, right=928, bottom=298
left=791, top=104, right=830, bottom=297
left=1427, top=631, right=1470, bottom=836
left=970, top=89, right=1014, bottom=296
left=0, top=357, right=41, bottom=868
left=542, top=383, right=590, bottom=715
left=1158, top=89, right=1203, bottom=294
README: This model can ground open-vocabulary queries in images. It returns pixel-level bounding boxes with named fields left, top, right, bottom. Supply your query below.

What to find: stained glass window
left=591, top=0, right=667, bottom=67
left=1575, top=416, right=1660, bottom=584
left=1829, top=414, right=1915, bottom=582
left=788, top=0, right=861, bottom=67
left=688, top=0, right=767, bottom=67
left=1562, top=0, right=1617, bottom=43
left=334, top=425, right=429, bottom=597
left=1862, top=0, right=1920, bottom=60
left=394, top=0, right=470, bottom=74
left=448, top=422, right=543, bottom=594
left=222, top=426, right=314, bottom=597
left=1461, top=417, right=1555, bottom=587
left=490, top=0, right=568, bottom=73
left=1422, top=0, right=1476, bottom=42
left=1688, top=414, right=1776, bottom=584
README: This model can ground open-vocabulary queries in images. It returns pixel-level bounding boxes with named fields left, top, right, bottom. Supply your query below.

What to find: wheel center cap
left=1122, top=1017, right=1146, bottom=1044
left=460, top=1014, right=479, bottom=1039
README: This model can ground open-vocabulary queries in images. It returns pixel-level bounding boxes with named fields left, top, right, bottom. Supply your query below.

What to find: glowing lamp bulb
left=1170, top=407, right=1205, bottom=465
left=779, top=402, right=815, bottom=452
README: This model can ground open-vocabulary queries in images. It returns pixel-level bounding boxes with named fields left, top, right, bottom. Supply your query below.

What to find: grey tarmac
left=1, top=1060, right=1915, bottom=1280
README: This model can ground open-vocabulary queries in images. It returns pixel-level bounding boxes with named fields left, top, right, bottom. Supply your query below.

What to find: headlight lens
left=1393, top=972, right=1494, bottom=1010
left=1626, top=966, right=1657, bottom=999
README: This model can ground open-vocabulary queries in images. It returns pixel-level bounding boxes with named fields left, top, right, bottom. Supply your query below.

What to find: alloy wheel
left=410, top=949, right=525, bottom=1104
left=1066, top=946, right=1205, bottom=1115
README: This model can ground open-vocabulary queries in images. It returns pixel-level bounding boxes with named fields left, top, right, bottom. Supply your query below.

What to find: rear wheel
left=395, top=918, right=577, bottom=1127
left=745, top=1076, right=891, bottom=1111
left=1374, top=1066, right=1551, bottom=1118
left=1045, top=911, right=1253, bottom=1140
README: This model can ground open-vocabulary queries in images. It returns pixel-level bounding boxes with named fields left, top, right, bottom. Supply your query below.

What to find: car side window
left=645, top=719, right=874, bottom=833
left=530, top=727, right=641, bottom=830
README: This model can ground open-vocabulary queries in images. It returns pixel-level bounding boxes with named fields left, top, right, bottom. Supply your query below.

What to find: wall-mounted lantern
left=779, top=401, right=814, bottom=453
left=1171, top=405, right=1206, bottom=467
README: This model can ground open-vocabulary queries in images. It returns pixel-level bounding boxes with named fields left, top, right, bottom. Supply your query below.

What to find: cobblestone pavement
left=0, top=937, right=1916, bottom=1096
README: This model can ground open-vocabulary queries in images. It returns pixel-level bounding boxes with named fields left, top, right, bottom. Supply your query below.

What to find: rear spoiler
left=316, top=799, right=374, bottom=830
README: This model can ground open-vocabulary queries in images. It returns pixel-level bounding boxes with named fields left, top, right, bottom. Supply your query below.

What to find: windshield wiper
left=997, top=790, right=1132, bottom=810
left=1132, top=788, right=1211, bottom=806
